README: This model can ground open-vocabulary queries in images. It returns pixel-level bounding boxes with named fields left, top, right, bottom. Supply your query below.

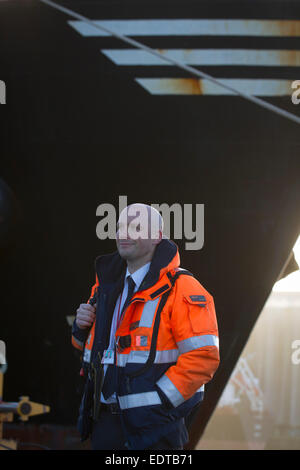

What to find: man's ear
left=153, top=230, right=163, bottom=245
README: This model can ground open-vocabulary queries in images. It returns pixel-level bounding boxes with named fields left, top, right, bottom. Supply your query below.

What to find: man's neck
left=127, top=256, right=152, bottom=275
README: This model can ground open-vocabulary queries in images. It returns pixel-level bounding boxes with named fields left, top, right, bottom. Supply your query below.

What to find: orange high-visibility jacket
left=72, top=239, right=220, bottom=449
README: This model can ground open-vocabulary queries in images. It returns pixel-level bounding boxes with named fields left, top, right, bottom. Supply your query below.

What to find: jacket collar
left=95, top=238, right=180, bottom=292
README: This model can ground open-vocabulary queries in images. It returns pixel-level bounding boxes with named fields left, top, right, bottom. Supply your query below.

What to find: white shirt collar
left=125, top=262, right=151, bottom=291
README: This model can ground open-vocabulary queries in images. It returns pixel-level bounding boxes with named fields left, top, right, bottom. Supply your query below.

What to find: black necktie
left=102, top=275, right=136, bottom=400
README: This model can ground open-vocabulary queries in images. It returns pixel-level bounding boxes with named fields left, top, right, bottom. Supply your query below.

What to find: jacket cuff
left=71, top=320, right=90, bottom=347
left=155, top=385, right=173, bottom=410
left=156, top=374, right=185, bottom=408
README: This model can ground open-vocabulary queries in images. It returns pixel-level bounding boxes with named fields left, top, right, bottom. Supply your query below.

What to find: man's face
left=116, top=206, right=160, bottom=262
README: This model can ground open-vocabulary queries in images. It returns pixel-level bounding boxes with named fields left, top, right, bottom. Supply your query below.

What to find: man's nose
left=117, top=226, right=130, bottom=240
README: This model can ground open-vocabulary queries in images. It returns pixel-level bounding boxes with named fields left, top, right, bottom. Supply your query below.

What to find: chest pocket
left=184, top=294, right=207, bottom=334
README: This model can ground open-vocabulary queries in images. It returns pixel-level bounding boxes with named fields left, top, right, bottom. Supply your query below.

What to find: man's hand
left=76, top=303, right=96, bottom=329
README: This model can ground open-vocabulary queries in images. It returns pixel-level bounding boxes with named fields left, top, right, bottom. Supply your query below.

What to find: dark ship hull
left=0, top=0, right=300, bottom=449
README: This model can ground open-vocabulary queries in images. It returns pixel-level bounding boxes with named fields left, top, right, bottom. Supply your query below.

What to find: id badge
left=101, top=349, right=114, bottom=364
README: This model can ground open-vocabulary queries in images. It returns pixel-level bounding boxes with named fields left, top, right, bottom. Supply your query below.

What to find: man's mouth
left=118, top=241, right=135, bottom=247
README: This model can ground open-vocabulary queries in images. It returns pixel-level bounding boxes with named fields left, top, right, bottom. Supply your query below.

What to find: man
left=72, top=203, right=220, bottom=450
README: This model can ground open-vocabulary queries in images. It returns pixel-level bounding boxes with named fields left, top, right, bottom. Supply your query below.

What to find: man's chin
left=117, top=245, right=136, bottom=259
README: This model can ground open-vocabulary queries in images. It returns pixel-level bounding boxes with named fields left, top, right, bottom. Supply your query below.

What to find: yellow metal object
left=0, top=396, right=50, bottom=422
left=0, top=370, right=50, bottom=450
left=18, top=396, right=50, bottom=422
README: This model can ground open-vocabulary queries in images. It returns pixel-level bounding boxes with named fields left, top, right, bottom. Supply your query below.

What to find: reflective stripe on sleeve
left=177, top=334, right=219, bottom=355
left=156, top=374, right=185, bottom=407
left=155, top=349, right=178, bottom=363
left=118, top=391, right=162, bottom=409
left=139, top=297, right=160, bottom=327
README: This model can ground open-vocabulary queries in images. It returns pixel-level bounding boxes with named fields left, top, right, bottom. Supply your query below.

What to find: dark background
left=0, top=0, right=300, bottom=447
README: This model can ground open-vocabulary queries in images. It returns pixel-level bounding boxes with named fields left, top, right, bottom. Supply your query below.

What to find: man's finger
left=80, top=303, right=96, bottom=312
left=78, top=311, right=95, bottom=320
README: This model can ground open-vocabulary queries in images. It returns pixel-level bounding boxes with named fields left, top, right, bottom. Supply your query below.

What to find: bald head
left=116, top=203, right=163, bottom=272
left=120, top=203, right=163, bottom=239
